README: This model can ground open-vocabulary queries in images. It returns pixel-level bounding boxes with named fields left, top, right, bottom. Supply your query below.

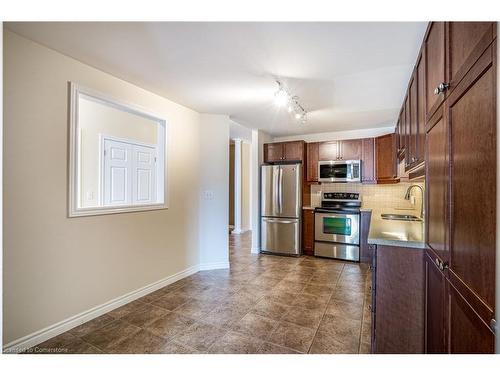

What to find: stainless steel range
left=314, top=192, right=361, bottom=262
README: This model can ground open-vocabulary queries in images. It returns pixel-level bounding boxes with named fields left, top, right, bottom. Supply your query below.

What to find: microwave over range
left=318, top=160, right=361, bottom=183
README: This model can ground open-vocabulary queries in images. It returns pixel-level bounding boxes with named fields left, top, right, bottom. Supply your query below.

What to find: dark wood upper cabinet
left=426, top=107, right=449, bottom=264
left=263, top=142, right=284, bottom=162
left=306, top=142, right=319, bottom=182
left=400, top=106, right=407, bottom=156
left=318, top=141, right=339, bottom=161
left=340, top=139, right=362, bottom=160
left=361, top=138, right=375, bottom=183
left=409, top=73, right=418, bottom=167
left=318, top=139, right=362, bottom=161
left=447, top=22, right=496, bottom=90
left=375, top=133, right=398, bottom=183
left=448, top=43, right=496, bottom=313
left=404, top=96, right=411, bottom=167
left=416, top=53, right=426, bottom=165
left=425, top=22, right=446, bottom=121
left=425, top=252, right=447, bottom=353
left=263, top=141, right=305, bottom=163
left=395, top=118, right=401, bottom=155
left=283, top=141, right=305, bottom=161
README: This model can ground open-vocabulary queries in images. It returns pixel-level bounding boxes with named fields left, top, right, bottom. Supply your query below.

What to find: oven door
left=314, top=211, right=360, bottom=245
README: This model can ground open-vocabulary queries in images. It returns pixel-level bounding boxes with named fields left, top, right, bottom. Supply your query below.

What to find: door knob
left=434, top=82, right=450, bottom=95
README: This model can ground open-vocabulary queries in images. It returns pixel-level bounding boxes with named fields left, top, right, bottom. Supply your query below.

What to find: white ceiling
left=6, top=22, right=427, bottom=137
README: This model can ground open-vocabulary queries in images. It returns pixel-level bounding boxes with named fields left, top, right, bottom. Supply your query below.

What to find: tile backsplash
left=310, top=181, right=425, bottom=215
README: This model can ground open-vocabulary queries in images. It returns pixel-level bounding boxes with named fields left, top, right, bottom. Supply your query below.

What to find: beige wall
left=78, top=96, right=159, bottom=207
left=3, top=31, right=205, bottom=344
left=198, top=114, right=229, bottom=267
left=241, top=142, right=251, bottom=231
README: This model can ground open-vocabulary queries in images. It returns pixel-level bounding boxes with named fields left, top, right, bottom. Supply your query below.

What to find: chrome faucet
left=404, top=185, right=424, bottom=219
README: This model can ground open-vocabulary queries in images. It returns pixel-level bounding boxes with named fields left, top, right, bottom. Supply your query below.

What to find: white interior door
left=132, top=144, right=156, bottom=204
left=103, top=139, right=132, bottom=206
left=103, top=138, right=157, bottom=207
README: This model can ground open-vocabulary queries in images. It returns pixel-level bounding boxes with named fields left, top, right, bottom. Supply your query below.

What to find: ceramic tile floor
left=27, top=231, right=372, bottom=354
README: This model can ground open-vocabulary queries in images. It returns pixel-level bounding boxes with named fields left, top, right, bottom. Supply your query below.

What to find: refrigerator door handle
left=278, top=166, right=283, bottom=214
left=276, top=167, right=280, bottom=213
left=262, top=218, right=298, bottom=224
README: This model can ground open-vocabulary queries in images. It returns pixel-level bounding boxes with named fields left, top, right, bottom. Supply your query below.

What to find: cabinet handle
left=491, top=319, right=497, bottom=334
left=434, top=82, right=450, bottom=95
left=368, top=304, right=373, bottom=312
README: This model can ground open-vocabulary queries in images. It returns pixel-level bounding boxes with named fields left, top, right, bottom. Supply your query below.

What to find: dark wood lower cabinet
left=447, top=280, right=496, bottom=354
left=359, top=211, right=373, bottom=263
left=372, top=245, right=425, bottom=353
left=424, top=251, right=496, bottom=354
left=424, top=252, right=447, bottom=353
left=302, top=209, right=314, bottom=256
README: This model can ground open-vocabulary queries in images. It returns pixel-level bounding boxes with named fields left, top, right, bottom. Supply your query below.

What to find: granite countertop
left=367, top=210, right=425, bottom=249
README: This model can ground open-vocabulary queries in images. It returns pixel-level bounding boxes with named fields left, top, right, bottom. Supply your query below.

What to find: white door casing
left=102, top=137, right=157, bottom=207
left=132, top=144, right=156, bottom=205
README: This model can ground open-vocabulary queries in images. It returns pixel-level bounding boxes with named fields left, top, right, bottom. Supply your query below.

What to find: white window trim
left=68, top=82, right=168, bottom=217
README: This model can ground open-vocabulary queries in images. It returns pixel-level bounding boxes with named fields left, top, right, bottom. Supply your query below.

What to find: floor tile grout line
left=306, top=263, right=344, bottom=353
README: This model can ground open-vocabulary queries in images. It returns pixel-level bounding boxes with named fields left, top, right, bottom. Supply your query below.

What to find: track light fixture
left=274, top=81, right=308, bottom=125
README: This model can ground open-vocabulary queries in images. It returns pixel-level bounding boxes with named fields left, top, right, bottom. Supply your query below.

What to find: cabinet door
left=425, top=22, right=446, bottom=120
left=306, top=142, right=319, bottom=182
left=318, top=141, right=339, bottom=161
left=409, top=73, right=418, bottom=167
left=426, top=107, right=449, bottom=264
left=264, top=143, right=283, bottom=162
left=375, top=134, right=397, bottom=182
left=396, top=119, right=401, bottom=155
left=401, top=106, right=407, bottom=156
left=425, top=253, right=447, bottom=353
left=302, top=209, right=315, bottom=256
left=448, top=43, right=496, bottom=311
left=359, top=211, right=373, bottom=263
left=404, top=95, right=411, bottom=168
left=447, top=22, right=495, bottom=90
left=340, top=139, right=362, bottom=160
left=448, top=280, right=495, bottom=353
left=416, top=53, right=426, bottom=164
left=374, top=245, right=425, bottom=353
left=283, top=141, right=304, bottom=161
left=361, top=138, right=375, bottom=183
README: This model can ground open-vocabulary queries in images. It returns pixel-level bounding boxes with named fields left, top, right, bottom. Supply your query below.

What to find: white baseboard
left=3, top=264, right=200, bottom=354
left=199, top=261, right=230, bottom=271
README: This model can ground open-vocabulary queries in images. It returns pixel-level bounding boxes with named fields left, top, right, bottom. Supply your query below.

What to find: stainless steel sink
left=381, top=213, right=423, bottom=222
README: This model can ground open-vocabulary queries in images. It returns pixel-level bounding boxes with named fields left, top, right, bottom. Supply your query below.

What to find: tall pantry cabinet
left=424, top=22, right=496, bottom=353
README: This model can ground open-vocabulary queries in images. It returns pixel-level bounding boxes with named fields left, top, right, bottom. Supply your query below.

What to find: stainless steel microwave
left=318, top=160, right=361, bottom=182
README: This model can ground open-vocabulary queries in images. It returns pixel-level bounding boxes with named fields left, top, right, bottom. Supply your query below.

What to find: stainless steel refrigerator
left=260, top=163, right=302, bottom=256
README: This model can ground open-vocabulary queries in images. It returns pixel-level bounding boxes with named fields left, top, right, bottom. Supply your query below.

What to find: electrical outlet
left=203, top=190, right=214, bottom=200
